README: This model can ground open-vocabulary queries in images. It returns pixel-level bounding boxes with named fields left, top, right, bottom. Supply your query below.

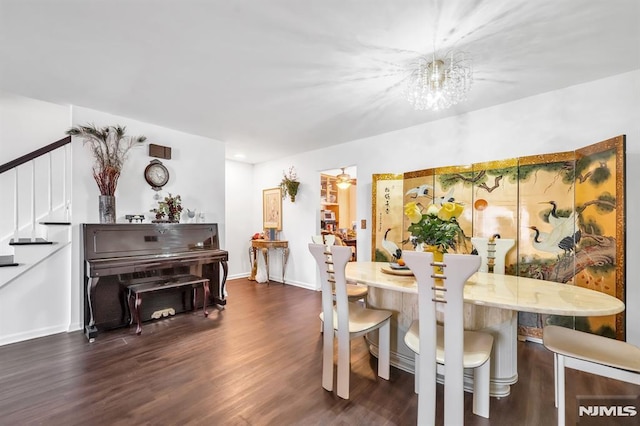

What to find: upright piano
left=81, top=223, right=228, bottom=341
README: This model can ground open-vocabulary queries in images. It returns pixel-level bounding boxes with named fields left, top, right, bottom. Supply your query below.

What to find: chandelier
left=405, top=50, right=473, bottom=111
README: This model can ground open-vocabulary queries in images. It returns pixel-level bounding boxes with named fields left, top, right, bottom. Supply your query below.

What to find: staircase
left=0, top=137, right=73, bottom=344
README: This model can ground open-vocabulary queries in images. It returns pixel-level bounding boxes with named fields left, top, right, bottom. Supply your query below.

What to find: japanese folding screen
left=371, top=135, right=626, bottom=340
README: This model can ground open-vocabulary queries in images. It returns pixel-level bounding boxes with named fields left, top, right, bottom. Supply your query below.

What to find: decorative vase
left=98, top=195, right=116, bottom=223
left=287, top=181, right=300, bottom=202
left=424, top=244, right=445, bottom=278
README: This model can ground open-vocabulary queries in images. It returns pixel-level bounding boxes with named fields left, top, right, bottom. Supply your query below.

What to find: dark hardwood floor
left=1, top=278, right=638, bottom=425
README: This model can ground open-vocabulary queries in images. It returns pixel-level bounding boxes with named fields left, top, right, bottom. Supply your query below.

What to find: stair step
left=40, top=221, right=71, bottom=226
left=0, top=254, right=18, bottom=267
left=9, top=238, right=54, bottom=246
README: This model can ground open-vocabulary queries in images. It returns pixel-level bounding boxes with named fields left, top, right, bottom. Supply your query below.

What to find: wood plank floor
left=1, top=278, right=638, bottom=425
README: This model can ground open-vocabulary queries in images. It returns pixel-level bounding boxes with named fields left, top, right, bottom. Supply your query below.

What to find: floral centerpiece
left=404, top=201, right=465, bottom=253
left=280, top=166, right=300, bottom=202
left=151, top=193, right=183, bottom=222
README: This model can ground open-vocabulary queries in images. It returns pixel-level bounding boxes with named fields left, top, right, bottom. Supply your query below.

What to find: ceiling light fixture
left=405, top=50, right=472, bottom=111
left=336, top=168, right=352, bottom=189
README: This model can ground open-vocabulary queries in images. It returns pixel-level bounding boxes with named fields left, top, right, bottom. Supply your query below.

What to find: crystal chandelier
left=405, top=50, right=473, bottom=111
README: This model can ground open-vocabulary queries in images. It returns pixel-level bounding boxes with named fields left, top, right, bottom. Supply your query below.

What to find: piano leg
left=202, top=280, right=210, bottom=317
left=85, top=277, right=100, bottom=342
left=214, top=261, right=229, bottom=307
left=127, top=288, right=135, bottom=325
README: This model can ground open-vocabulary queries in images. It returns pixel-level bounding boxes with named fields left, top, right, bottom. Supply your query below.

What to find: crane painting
left=372, top=136, right=625, bottom=340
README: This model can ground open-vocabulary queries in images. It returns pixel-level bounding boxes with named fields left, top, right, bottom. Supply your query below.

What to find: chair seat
left=320, top=302, right=392, bottom=334
left=405, top=321, right=493, bottom=369
left=340, top=283, right=368, bottom=300
left=543, top=325, right=640, bottom=373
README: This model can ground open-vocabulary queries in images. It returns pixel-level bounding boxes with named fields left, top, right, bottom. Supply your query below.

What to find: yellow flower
left=425, top=203, right=440, bottom=217
left=438, top=202, right=464, bottom=221
left=406, top=199, right=465, bottom=252
left=404, top=201, right=422, bottom=223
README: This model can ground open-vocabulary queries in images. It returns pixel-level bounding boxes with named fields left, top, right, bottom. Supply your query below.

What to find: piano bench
left=123, top=274, right=210, bottom=335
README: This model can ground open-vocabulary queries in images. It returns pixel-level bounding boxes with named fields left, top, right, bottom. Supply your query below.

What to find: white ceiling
left=1, top=0, right=638, bottom=164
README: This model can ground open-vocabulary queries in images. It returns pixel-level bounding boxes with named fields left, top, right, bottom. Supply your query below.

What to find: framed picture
left=263, top=187, right=282, bottom=230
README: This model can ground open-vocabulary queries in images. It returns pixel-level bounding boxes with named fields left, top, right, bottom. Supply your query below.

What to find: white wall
left=241, top=70, right=640, bottom=345
left=0, top=91, right=70, bottom=164
left=225, top=160, right=254, bottom=278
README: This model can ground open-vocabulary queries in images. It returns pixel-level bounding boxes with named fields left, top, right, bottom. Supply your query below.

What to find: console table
left=248, top=240, right=289, bottom=284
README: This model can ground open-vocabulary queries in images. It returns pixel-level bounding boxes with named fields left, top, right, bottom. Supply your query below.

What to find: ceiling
left=1, top=0, right=638, bottom=164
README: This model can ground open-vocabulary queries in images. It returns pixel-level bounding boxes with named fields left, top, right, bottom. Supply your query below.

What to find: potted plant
left=151, top=193, right=183, bottom=223
left=404, top=200, right=465, bottom=253
left=404, top=200, right=467, bottom=276
left=280, top=166, right=300, bottom=202
left=67, top=124, right=146, bottom=223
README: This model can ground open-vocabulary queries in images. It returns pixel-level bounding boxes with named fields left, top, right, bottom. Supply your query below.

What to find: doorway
left=319, top=166, right=357, bottom=259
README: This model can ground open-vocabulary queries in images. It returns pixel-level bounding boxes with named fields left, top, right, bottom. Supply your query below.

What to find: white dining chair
left=403, top=251, right=493, bottom=425
left=311, top=234, right=336, bottom=246
left=309, top=243, right=391, bottom=399
left=471, top=236, right=515, bottom=274
left=311, top=235, right=368, bottom=302
left=543, top=325, right=640, bottom=426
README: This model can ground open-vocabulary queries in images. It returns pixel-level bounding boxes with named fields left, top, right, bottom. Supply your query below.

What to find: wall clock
left=144, top=159, right=169, bottom=191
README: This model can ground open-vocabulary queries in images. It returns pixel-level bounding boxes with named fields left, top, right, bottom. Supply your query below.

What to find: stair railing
left=0, top=136, right=72, bottom=243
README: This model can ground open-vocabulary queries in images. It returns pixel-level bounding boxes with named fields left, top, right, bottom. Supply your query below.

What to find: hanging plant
left=280, top=166, right=300, bottom=202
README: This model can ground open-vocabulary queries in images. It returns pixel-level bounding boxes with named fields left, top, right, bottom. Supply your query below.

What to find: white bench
left=543, top=325, right=640, bottom=426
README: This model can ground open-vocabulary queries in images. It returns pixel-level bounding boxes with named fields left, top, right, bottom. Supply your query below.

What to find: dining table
left=345, top=261, right=625, bottom=397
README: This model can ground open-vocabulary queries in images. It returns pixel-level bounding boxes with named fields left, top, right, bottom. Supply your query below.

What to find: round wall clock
left=144, top=159, right=169, bottom=190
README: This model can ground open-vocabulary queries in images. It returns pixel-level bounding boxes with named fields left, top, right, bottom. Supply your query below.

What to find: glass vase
left=98, top=195, right=116, bottom=223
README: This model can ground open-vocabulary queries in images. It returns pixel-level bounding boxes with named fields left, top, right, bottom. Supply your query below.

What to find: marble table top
left=345, top=262, right=625, bottom=316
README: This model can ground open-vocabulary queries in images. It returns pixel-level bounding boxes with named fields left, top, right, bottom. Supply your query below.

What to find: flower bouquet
left=404, top=200, right=465, bottom=253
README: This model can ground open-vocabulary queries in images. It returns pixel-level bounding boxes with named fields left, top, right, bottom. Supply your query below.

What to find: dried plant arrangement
left=66, top=124, right=147, bottom=195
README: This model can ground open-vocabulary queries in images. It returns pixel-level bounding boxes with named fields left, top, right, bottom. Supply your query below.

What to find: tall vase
left=98, top=195, right=116, bottom=223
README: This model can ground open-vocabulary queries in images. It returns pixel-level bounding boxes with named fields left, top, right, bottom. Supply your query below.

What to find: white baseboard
left=0, top=324, right=69, bottom=347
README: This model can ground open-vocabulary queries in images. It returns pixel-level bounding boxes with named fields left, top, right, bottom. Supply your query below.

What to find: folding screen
left=371, top=135, right=626, bottom=340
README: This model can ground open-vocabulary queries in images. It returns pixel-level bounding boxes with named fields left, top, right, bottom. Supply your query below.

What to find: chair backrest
left=311, top=234, right=336, bottom=246
left=403, top=251, right=481, bottom=426
left=309, top=243, right=353, bottom=332
left=471, top=236, right=514, bottom=274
